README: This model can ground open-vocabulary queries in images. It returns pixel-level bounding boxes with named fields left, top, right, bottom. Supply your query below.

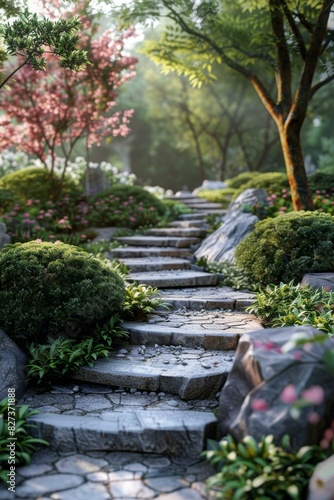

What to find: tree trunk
left=278, top=121, right=314, bottom=211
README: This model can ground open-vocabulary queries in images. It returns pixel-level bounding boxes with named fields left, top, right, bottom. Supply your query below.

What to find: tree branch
left=310, top=73, right=334, bottom=98
left=280, top=0, right=307, bottom=60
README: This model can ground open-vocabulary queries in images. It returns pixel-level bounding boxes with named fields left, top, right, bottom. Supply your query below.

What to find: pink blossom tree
left=0, top=2, right=137, bottom=200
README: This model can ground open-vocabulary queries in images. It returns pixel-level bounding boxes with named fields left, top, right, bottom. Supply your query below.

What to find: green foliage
left=198, top=188, right=236, bottom=208
left=87, top=185, right=167, bottom=228
left=204, top=434, right=327, bottom=499
left=235, top=211, right=334, bottom=287
left=26, top=317, right=128, bottom=384
left=233, top=172, right=289, bottom=197
left=225, top=172, right=262, bottom=189
left=308, top=172, right=334, bottom=193
left=1, top=8, right=88, bottom=80
left=196, top=257, right=254, bottom=290
left=0, top=398, right=48, bottom=485
left=248, top=282, right=334, bottom=335
left=0, top=188, right=15, bottom=215
left=0, top=167, right=78, bottom=204
left=158, top=199, right=192, bottom=226
left=0, top=241, right=126, bottom=345
left=123, top=282, right=168, bottom=320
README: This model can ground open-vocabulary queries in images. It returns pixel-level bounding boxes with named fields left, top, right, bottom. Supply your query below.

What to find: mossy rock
left=0, top=241, right=125, bottom=345
left=235, top=211, right=334, bottom=286
left=225, top=171, right=262, bottom=189
left=197, top=188, right=237, bottom=207
left=233, top=172, right=289, bottom=198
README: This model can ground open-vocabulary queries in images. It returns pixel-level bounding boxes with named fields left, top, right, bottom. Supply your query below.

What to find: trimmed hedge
left=0, top=241, right=125, bottom=345
left=235, top=211, right=334, bottom=286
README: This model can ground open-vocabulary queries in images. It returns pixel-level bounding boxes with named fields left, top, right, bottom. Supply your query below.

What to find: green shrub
left=225, top=171, right=262, bottom=189
left=247, top=282, right=334, bottom=335
left=160, top=199, right=192, bottom=221
left=87, top=185, right=167, bottom=228
left=308, top=172, right=334, bottom=193
left=0, top=241, right=126, bottom=346
left=123, top=282, right=168, bottom=320
left=197, top=188, right=236, bottom=207
left=204, top=434, right=327, bottom=499
left=233, top=172, right=289, bottom=198
left=0, top=167, right=77, bottom=204
left=235, top=211, right=334, bottom=287
left=0, top=399, right=48, bottom=485
left=0, top=188, right=16, bottom=215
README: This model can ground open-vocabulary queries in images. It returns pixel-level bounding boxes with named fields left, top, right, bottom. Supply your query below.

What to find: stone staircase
left=23, top=194, right=262, bottom=463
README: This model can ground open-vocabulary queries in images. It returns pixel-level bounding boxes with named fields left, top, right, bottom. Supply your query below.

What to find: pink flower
left=308, top=412, right=320, bottom=425
left=302, top=386, right=325, bottom=405
left=293, top=351, right=302, bottom=360
left=251, top=399, right=268, bottom=412
left=280, top=384, right=297, bottom=404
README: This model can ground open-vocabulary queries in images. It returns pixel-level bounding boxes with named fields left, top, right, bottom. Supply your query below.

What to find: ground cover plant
left=204, top=434, right=328, bottom=499
left=0, top=399, right=48, bottom=485
left=248, top=282, right=334, bottom=335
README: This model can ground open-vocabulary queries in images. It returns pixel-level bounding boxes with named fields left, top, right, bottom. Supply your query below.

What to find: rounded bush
left=0, top=167, right=77, bottom=203
left=308, top=172, right=334, bottom=193
left=87, top=185, right=167, bottom=228
left=235, top=211, right=334, bottom=286
left=0, top=241, right=125, bottom=344
left=225, top=171, right=262, bottom=189
left=233, top=172, right=289, bottom=198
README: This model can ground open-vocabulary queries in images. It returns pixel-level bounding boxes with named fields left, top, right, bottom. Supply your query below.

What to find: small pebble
left=181, top=361, right=188, bottom=366
left=72, top=386, right=79, bottom=393
left=134, top=391, right=142, bottom=396
left=116, top=354, right=126, bottom=359
left=157, top=392, right=166, bottom=398
left=130, top=388, right=137, bottom=394
left=118, top=349, right=128, bottom=355
left=149, top=392, right=156, bottom=397
left=167, top=400, right=179, bottom=407
left=201, top=363, right=211, bottom=369
left=163, top=360, right=170, bottom=364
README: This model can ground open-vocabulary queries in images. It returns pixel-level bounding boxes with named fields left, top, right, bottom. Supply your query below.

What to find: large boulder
left=0, top=329, right=27, bottom=401
left=194, top=188, right=267, bottom=262
left=301, top=273, right=334, bottom=292
left=218, top=326, right=334, bottom=450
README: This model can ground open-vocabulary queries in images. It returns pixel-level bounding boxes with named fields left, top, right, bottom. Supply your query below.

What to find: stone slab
left=144, top=228, right=207, bottom=238
left=107, top=247, right=192, bottom=258
left=116, top=236, right=200, bottom=248
left=73, top=345, right=233, bottom=400
left=29, top=410, right=217, bottom=458
left=158, top=287, right=255, bottom=311
left=180, top=203, right=223, bottom=210
left=169, top=220, right=207, bottom=228
left=118, top=257, right=191, bottom=272
left=122, top=310, right=262, bottom=350
left=126, top=270, right=218, bottom=288
left=177, top=214, right=210, bottom=221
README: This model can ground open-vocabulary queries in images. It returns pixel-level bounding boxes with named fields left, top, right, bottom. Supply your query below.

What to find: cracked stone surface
left=127, top=270, right=218, bottom=288
left=123, top=309, right=262, bottom=350
left=0, top=450, right=214, bottom=499
left=159, top=287, right=255, bottom=311
left=73, top=344, right=234, bottom=399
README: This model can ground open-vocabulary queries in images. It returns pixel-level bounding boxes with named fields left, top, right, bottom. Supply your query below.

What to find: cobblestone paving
left=0, top=449, right=214, bottom=499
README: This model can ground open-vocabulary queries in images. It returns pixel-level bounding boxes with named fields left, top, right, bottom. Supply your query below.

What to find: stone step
left=180, top=202, right=223, bottom=210
left=191, top=209, right=226, bottom=216
left=108, top=247, right=192, bottom=259
left=159, top=286, right=256, bottom=311
left=73, top=345, right=234, bottom=400
left=144, top=227, right=207, bottom=238
left=169, top=220, right=207, bottom=228
left=116, top=236, right=201, bottom=248
left=165, top=195, right=202, bottom=202
left=126, top=270, right=218, bottom=288
left=177, top=213, right=209, bottom=221
left=122, top=310, right=263, bottom=350
left=24, top=387, right=217, bottom=459
left=118, top=257, right=191, bottom=272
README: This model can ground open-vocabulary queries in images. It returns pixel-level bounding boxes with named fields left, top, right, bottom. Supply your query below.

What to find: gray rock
left=218, top=326, right=334, bottom=449
left=0, top=222, right=10, bottom=249
left=0, top=329, right=27, bottom=401
left=85, top=164, right=109, bottom=196
left=301, top=273, right=334, bottom=291
left=194, top=188, right=267, bottom=263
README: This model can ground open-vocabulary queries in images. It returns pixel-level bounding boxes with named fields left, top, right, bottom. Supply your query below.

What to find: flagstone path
left=1, top=194, right=263, bottom=499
